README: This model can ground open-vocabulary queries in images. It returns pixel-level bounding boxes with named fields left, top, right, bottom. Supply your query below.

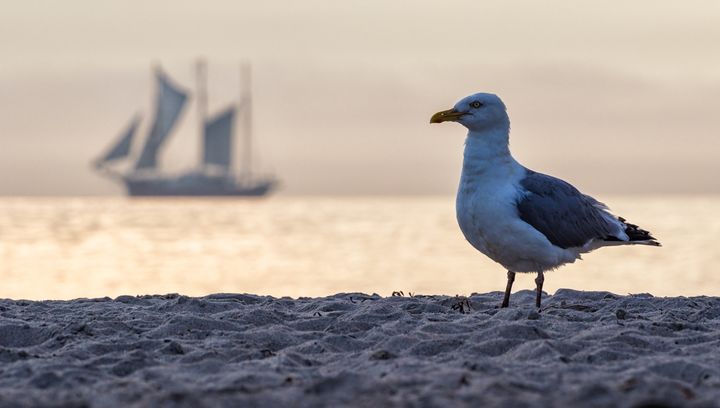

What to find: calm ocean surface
left=0, top=196, right=718, bottom=300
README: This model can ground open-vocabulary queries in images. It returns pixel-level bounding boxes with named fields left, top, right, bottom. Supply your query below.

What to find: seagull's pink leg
left=535, top=272, right=545, bottom=309
left=501, top=271, right=515, bottom=308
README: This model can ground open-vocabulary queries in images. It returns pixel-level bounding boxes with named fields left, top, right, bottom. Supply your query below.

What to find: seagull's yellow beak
left=429, top=108, right=466, bottom=124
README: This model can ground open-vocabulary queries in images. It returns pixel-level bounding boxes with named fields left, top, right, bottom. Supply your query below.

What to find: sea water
left=0, top=196, right=718, bottom=299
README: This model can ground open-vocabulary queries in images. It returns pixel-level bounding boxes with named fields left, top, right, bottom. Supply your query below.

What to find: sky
left=1, top=0, right=719, bottom=195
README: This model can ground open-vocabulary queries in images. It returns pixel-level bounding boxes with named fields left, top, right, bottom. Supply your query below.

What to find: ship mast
left=196, top=59, right=209, bottom=170
left=240, top=62, right=253, bottom=179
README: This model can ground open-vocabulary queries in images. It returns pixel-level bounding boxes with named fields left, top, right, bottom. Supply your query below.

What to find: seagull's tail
left=617, top=217, right=661, bottom=247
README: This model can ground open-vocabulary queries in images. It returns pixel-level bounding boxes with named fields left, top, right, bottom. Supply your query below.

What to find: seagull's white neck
left=462, top=121, right=515, bottom=173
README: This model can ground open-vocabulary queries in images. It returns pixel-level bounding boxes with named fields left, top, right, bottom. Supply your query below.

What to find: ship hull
left=123, top=173, right=276, bottom=197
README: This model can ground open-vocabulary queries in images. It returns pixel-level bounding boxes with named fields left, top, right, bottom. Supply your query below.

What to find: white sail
left=134, top=69, right=188, bottom=170
left=203, top=107, right=235, bottom=170
left=98, top=115, right=140, bottom=164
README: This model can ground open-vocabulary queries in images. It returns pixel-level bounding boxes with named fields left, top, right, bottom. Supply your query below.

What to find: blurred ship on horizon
left=93, top=60, right=278, bottom=197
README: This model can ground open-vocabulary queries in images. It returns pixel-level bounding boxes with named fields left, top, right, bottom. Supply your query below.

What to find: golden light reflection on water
left=1, top=196, right=718, bottom=300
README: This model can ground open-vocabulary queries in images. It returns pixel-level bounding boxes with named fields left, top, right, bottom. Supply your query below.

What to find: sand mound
left=1, top=290, right=719, bottom=407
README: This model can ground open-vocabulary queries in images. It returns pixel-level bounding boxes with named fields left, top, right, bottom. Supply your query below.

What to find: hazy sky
left=1, top=0, right=719, bottom=195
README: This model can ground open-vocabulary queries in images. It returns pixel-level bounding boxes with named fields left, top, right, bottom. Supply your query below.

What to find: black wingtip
left=618, top=217, right=660, bottom=245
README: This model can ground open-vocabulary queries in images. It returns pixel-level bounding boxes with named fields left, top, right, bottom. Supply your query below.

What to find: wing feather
left=517, top=170, right=623, bottom=249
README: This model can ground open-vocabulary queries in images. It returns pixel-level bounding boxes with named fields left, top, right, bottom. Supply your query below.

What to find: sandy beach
left=1, top=290, right=719, bottom=407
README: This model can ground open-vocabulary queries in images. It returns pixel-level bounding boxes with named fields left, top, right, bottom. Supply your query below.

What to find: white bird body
left=431, top=92, right=659, bottom=307
left=456, top=127, right=579, bottom=273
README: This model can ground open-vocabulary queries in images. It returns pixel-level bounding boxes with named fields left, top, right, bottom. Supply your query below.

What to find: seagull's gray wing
left=517, top=170, right=621, bottom=249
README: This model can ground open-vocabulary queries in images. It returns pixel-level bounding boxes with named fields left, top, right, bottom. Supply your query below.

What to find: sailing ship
left=94, top=61, right=278, bottom=197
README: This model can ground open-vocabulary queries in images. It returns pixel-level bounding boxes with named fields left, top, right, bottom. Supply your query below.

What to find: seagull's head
left=430, top=93, right=508, bottom=132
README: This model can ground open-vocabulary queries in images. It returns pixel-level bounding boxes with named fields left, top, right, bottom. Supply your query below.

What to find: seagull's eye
left=470, top=101, right=483, bottom=109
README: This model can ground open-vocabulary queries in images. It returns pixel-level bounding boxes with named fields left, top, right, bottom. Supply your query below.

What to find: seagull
left=430, top=93, right=660, bottom=308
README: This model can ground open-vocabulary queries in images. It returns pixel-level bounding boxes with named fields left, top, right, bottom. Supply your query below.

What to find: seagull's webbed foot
left=535, top=272, right=545, bottom=309
left=501, top=271, right=515, bottom=308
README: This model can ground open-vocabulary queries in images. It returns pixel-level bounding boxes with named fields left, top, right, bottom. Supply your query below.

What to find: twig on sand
left=451, top=296, right=473, bottom=314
